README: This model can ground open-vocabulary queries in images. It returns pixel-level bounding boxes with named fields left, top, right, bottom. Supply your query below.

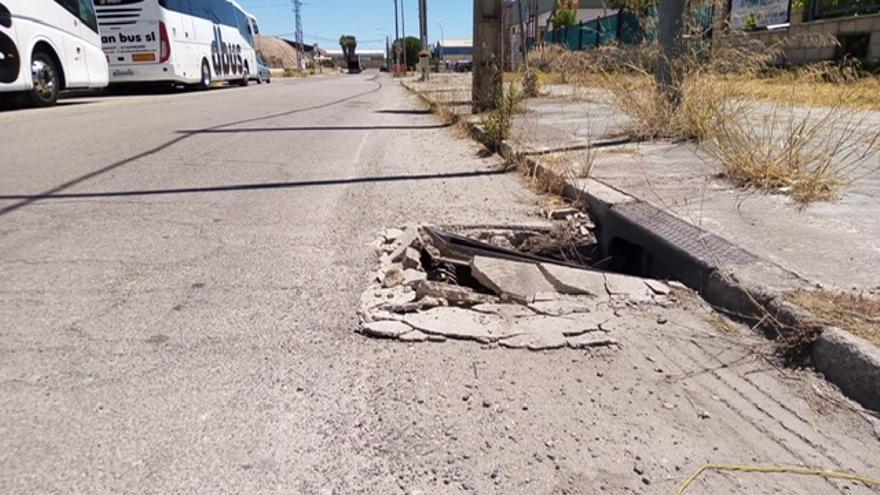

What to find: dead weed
left=791, top=290, right=880, bottom=346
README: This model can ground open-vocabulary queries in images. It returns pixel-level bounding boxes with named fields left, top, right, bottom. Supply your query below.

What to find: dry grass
left=527, top=33, right=880, bottom=203
left=704, top=102, right=879, bottom=203
left=717, top=73, right=880, bottom=111
left=791, top=290, right=880, bottom=346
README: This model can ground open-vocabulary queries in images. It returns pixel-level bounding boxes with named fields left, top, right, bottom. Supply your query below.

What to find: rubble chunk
left=499, top=329, right=568, bottom=351
left=549, top=207, right=581, bottom=220
left=402, top=247, right=422, bottom=270
left=539, top=263, right=608, bottom=298
left=404, top=307, right=517, bottom=343
left=567, top=334, right=619, bottom=349
left=389, top=228, right=420, bottom=263
left=399, top=330, right=430, bottom=342
left=383, top=228, right=404, bottom=244
left=415, top=280, right=498, bottom=306
left=604, top=273, right=655, bottom=303
left=361, top=320, right=414, bottom=338
left=645, top=279, right=671, bottom=296
left=402, top=269, right=427, bottom=287
left=383, top=265, right=406, bottom=288
left=470, top=256, right=556, bottom=304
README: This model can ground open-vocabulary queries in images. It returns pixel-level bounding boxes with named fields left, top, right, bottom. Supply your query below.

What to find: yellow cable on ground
left=677, top=464, right=880, bottom=495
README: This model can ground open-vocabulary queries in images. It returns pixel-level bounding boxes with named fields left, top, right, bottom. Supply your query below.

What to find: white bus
left=94, top=0, right=259, bottom=89
left=0, top=0, right=109, bottom=106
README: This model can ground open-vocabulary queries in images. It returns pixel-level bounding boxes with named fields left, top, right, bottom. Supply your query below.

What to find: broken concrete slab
left=402, top=247, right=422, bottom=270
left=399, top=330, right=430, bottom=342
left=361, top=320, right=414, bottom=339
left=567, top=333, right=620, bottom=349
left=539, top=263, right=608, bottom=298
left=549, top=207, right=581, bottom=220
left=513, top=313, right=607, bottom=337
left=415, top=280, right=499, bottom=306
left=500, top=330, right=569, bottom=351
left=404, top=307, right=518, bottom=343
left=471, top=256, right=556, bottom=304
left=383, top=228, right=404, bottom=244
left=605, top=273, right=655, bottom=303
left=402, top=269, right=427, bottom=287
left=383, top=265, right=406, bottom=288
left=389, top=228, right=421, bottom=263
left=361, top=286, right=417, bottom=311
left=645, top=279, right=671, bottom=296
left=469, top=303, right=536, bottom=318
left=528, top=296, right=599, bottom=317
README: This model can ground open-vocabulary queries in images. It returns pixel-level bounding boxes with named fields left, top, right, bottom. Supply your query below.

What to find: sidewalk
left=408, top=73, right=880, bottom=293
left=404, top=73, right=880, bottom=410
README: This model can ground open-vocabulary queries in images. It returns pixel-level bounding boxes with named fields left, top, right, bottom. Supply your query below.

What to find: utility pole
left=292, top=0, right=305, bottom=71
left=393, top=0, right=401, bottom=72
left=418, top=0, right=429, bottom=80
left=472, top=0, right=503, bottom=112
left=656, top=0, right=687, bottom=107
left=401, top=0, right=408, bottom=72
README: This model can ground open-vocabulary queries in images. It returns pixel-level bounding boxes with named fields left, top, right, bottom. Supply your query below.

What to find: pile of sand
left=255, top=36, right=302, bottom=70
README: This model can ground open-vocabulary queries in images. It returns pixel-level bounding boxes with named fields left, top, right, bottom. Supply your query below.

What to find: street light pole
left=435, top=21, right=444, bottom=65
left=377, top=28, right=392, bottom=68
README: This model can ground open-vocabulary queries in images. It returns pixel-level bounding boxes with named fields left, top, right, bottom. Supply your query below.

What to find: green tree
left=395, top=36, right=422, bottom=69
left=552, top=8, right=578, bottom=29
left=339, top=35, right=357, bottom=65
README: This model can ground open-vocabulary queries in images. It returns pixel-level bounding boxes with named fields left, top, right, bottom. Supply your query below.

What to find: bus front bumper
left=108, top=63, right=197, bottom=85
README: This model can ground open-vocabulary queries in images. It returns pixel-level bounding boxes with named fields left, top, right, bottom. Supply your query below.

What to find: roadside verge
left=402, top=79, right=880, bottom=412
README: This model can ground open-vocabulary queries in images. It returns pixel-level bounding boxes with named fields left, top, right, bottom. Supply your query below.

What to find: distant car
left=454, top=60, right=473, bottom=73
left=256, top=59, right=271, bottom=84
left=380, top=64, right=389, bottom=72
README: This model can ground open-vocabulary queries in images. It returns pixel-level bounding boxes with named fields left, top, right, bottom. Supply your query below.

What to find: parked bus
left=94, top=0, right=259, bottom=89
left=0, top=0, right=109, bottom=107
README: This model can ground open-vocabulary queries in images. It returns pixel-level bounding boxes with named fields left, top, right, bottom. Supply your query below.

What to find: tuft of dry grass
left=704, top=101, right=879, bottom=204
left=791, top=290, right=880, bottom=346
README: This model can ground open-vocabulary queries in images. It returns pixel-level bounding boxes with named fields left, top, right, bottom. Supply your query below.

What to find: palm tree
left=339, top=35, right=358, bottom=66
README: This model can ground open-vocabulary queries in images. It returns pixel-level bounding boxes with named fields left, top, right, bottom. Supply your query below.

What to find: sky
left=237, top=0, right=474, bottom=52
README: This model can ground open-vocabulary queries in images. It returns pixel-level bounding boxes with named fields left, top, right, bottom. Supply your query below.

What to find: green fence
left=543, top=4, right=715, bottom=51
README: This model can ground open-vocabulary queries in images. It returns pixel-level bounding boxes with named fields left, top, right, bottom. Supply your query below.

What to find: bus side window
left=76, top=0, right=98, bottom=32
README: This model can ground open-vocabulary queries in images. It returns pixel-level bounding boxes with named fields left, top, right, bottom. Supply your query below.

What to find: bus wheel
left=197, top=60, right=211, bottom=90
left=237, top=67, right=249, bottom=87
left=29, top=51, right=60, bottom=107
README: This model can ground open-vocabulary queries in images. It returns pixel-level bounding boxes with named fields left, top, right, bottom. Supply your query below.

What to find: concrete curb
left=403, top=82, right=880, bottom=411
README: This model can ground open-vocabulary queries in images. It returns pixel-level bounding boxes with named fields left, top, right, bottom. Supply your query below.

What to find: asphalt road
left=2, top=74, right=880, bottom=494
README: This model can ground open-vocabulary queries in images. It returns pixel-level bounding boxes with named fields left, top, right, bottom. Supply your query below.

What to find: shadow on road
left=0, top=79, right=384, bottom=217
left=177, top=123, right=451, bottom=134
left=0, top=169, right=508, bottom=200
left=375, top=109, right=432, bottom=115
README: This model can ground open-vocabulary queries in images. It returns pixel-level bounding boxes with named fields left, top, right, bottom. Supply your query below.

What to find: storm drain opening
left=358, top=215, right=682, bottom=351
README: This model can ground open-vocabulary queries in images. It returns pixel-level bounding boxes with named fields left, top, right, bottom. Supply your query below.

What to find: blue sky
left=237, top=0, right=474, bottom=51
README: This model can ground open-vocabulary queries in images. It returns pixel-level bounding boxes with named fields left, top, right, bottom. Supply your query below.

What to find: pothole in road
left=358, top=213, right=682, bottom=351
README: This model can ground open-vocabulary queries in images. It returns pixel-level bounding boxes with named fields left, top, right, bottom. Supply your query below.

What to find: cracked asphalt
left=2, top=73, right=880, bottom=494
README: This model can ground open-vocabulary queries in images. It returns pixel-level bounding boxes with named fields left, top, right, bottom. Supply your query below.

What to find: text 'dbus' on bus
left=95, top=0, right=259, bottom=89
left=0, top=0, right=109, bottom=107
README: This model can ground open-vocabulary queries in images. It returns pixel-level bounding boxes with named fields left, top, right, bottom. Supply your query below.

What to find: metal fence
left=543, top=4, right=715, bottom=50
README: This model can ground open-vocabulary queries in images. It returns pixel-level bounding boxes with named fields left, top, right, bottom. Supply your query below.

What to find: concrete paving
left=409, top=73, right=880, bottom=293
left=2, top=73, right=880, bottom=494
